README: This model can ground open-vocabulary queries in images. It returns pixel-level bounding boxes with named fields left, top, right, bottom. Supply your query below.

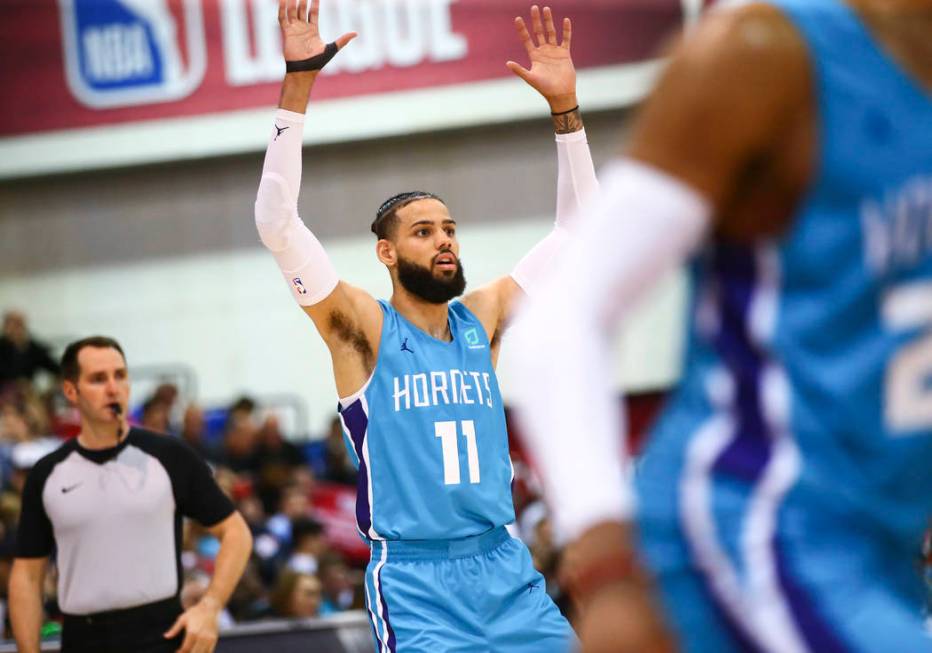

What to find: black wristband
left=286, top=42, right=339, bottom=73
left=550, top=105, right=579, bottom=116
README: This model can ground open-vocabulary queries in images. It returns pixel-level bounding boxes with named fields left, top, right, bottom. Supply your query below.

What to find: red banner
left=0, top=0, right=697, bottom=138
left=312, top=482, right=371, bottom=563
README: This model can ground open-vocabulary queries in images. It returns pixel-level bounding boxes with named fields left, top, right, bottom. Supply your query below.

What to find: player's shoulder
left=682, top=2, right=810, bottom=71
left=642, top=0, right=813, bottom=152
left=460, top=276, right=514, bottom=315
left=461, top=276, right=521, bottom=342
left=460, top=285, right=499, bottom=329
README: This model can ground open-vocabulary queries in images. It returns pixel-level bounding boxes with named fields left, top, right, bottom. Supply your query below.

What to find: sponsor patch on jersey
left=463, top=327, right=485, bottom=349
left=58, top=0, right=206, bottom=109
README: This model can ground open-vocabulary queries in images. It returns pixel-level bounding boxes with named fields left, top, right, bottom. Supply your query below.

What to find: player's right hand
left=278, top=0, right=356, bottom=62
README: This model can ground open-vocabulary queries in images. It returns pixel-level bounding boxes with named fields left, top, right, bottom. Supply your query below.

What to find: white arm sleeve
left=510, top=159, right=711, bottom=543
left=255, top=109, right=339, bottom=306
left=511, top=129, right=599, bottom=295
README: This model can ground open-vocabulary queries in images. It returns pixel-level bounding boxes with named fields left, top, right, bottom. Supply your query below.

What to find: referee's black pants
left=61, top=596, right=184, bottom=653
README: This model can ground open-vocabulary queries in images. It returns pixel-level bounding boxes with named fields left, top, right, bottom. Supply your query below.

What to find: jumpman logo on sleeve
left=274, top=124, right=289, bottom=140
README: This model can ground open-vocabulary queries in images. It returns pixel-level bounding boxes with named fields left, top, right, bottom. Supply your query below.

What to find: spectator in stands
left=321, top=415, right=355, bottom=486
left=180, top=404, right=218, bottom=462
left=0, top=312, right=59, bottom=389
left=151, top=383, right=179, bottom=418
left=140, top=396, right=171, bottom=434
left=265, top=483, right=311, bottom=548
left=234, top=494, right=266, bottom=533
left=289, top=466, right=315, bottom=498
left=255, top=414, right=306, bottom=514
left=221, top=397, right=261, bottom=474
left=0, top=402, right=55, bottom=493
left=269, top=570, right=323, bottom=620
left=257, top=415, right=305, bottom=469
left=317, top=552, right=357, bottom=615
left=226, top=557, right=271, bottom=622
left=0, top=386, right=52, bottom=443
left=286, top=517, right=328, bottom=576
left=0, top=402, right=33, bottom=445
left=229, top=396, right=257, bottom=422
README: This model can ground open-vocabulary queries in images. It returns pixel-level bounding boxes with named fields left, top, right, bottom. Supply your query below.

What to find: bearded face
left=396, top=252, right=466, bottom=304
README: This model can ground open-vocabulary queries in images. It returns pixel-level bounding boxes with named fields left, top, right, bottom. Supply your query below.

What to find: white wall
left=0, top=217, right=685, bottom=437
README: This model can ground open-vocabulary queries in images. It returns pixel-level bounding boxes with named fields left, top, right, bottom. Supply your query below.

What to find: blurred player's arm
left=255, top=0, right=382, bottom=397
left=462, top=6, right=599, bottom=361
left=9, top=557, right=48, bottom=653
left=512, top=5, right=811, bottom=652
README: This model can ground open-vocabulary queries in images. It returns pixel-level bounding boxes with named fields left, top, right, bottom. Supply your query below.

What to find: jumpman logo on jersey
left=400, top=338, right=414, bottom=354
left=273, top=124, right=289, bottom=140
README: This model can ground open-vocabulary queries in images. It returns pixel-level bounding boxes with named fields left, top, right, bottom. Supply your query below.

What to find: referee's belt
left=62, top=596, right=181, bottom=628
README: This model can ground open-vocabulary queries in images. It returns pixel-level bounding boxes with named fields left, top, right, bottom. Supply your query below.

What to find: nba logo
left=463, top=328, right=480, bottom=347
left=292, top=277, right=308, bottom=295
left=58, top=0, right=206, bottom=109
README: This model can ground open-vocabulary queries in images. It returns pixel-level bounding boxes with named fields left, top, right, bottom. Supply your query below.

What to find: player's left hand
left=506, top=5, right=577, bottom=113
left=164, top=597, right=221, bottom=653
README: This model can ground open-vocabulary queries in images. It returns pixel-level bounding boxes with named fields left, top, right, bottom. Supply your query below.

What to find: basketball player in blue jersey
left=512, top=0, right=932, bottom=652
left=255, top=1, right=595, bottom=649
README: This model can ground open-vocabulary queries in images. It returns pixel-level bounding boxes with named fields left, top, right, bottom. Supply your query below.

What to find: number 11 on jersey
left=435, top=420, right=480, bottom=485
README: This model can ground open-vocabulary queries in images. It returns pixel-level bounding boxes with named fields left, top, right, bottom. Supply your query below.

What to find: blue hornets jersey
left=339, top=300, right=515, bottom=541
left=643, top=0, right=932, bottom=545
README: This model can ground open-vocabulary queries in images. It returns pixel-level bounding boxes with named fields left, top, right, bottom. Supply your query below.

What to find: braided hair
left=371, top=191, right=444, bottom=240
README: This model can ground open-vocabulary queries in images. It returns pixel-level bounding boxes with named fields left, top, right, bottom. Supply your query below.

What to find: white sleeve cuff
left=275, top=109, right=306, bottom=124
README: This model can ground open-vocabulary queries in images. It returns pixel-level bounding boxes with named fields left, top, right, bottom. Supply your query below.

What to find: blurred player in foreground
left=513, top=0, right=932, bottom=651
left=255, top=1, right=600, bottom=649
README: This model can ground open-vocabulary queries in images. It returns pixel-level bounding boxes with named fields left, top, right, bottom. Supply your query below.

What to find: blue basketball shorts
left=635, top=443, right=932, bottom=653
left=363, top=526, right=574, bottom=652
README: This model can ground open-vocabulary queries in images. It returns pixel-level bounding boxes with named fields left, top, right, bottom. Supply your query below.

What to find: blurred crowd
left=2, top=309, right=929, bottom=640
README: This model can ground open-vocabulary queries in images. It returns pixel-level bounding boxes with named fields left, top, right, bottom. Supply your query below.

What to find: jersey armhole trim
left=339, top=369, right=375, bottom=410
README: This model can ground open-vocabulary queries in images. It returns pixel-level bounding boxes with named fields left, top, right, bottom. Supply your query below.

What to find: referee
left=9, top=336, right=252, bottom=653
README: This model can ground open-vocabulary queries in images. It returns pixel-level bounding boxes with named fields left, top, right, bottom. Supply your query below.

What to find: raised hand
left=506, top=5, right=577, bottom=113
left=278, top=0, right=356, bottom=62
